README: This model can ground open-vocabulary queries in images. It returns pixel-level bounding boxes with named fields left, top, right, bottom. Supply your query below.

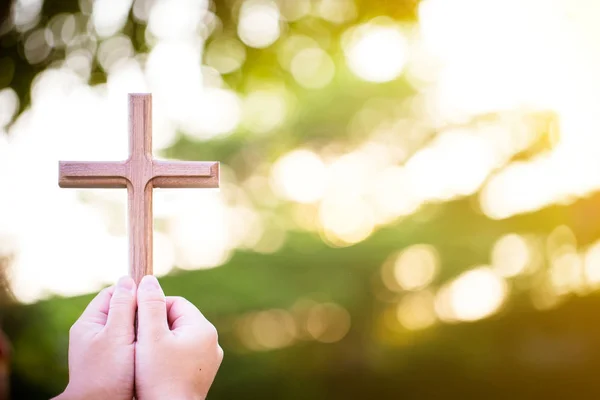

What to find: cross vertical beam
left=59, top=93, right=219, bottom=285
left=127, top=94, right=154, bottom=286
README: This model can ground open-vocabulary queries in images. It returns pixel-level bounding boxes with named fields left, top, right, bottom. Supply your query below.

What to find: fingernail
left=139, top=275, right=161, bottom=291
left=116, top=276, right=135, bottom=294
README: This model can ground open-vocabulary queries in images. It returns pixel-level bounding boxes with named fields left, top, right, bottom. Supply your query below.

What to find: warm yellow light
left=277, top=35, right=319, bottom=71
left=238, top=0, right=281, bottom=49
left=270, top=149, right=327, bottom=203
left=147, top=0, right=208, bottom=40
left=492, top=234, right=531, bottom=277
left=277, top=0, right=310, bottom=21
left=479, top=161, right=554, bottom=220
left=306, top=303, right=351, bottom=343
left=167, top=191, right=233, bottom=270
left=251, top=309, right=297, bottom=350
left=290, top=47, right=335, bottom=89
left=370, top=166, right=420, bottom=222
left=419, top=0, right=600, bottom=218
left=179, top=88, right=242, bottom=139
left=243, top=89, right=287, bottom=133
left=549, top=251, right=584, bottom=295
left=252, top=222, right=286, bottom=254
left=343, top=19, right=408, bottom=83
left=546, top=225, right=577, bottom=259
left=530, top=275, right=562, bottom=311
left=584, top=242, right=600, bottom=287
left=319, top=194, right=375, bottom=246
left=393, top=244, right=439, bottom=291
left=448, top=267, right=508, bottom=322
left=396, top=290, right=437, bottom=330
left=316, top=0, right=356, bottom=24
left=433, top=283, right=456, bottom=323
left=205, top=38, right=246, bottom=74
left=404, top=129, right=498, bottom=202
left=153, top=231, right=175, bottom=277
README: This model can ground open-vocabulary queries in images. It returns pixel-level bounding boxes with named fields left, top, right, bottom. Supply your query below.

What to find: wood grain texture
left=58, top=93, right=220, bottom=285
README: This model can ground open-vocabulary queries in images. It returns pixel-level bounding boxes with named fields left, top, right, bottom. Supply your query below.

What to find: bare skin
left=54, top=275, right=223, bottom=400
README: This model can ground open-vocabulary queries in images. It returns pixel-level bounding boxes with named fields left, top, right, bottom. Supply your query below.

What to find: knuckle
left=109, top=329, right=135, bottom=344
left=141, top=298, right=166, bottom=310
left=109, top=294, right=132, bottom=308
left=202, top=323, right=219, bottom=343
left=139, top=289, right=165, bottom=301
left=217, top=345, right=224, bottom=360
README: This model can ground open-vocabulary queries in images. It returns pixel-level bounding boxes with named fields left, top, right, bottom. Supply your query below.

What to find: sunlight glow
left=251, top=309, right=297, bottom=350
left=13, top=0, right=43, bottom=29
left=393, top=244, right=439, bottom=291
left=370, top=166, right=420, bottom=223
left=438, top=267, right=508, bottom=322
left=147, top=0, right=208, bottom=41
left=0, top=88, right=19, bottom=129
left=290, top=47, right=335, bottom=89
left=343, top=19, right=408, bottom=83
left=397, top=290, right=437, bottom=330
left=306, top=303, right=351, bottom=343
left=549, top=250, right=584, bottom=295
left=92, top=0, right=133, bottom=37
left=205, top=38, right=246, bottom=74
left=238, top=0, right=281, bottom=49
left=319, top=194, right=375, bottom=246
left=277, top=0, right=310, bottom=21
left=317, top=0, right=357, bottom=24
left=9, top=0, right=600, bottom=307
left=584, top=241, right=600, bottom=287
left=236, top=309, right=297, bottom=351
left=1, top=58, right=241, bottom=301
left=180, top=88, right=242, bottom=139
left=277, top=34, right=319, bottom=70
left=271, top=149, right=327, bottom=203
left=492, top=234, right=531, bottom=277
left=243, top=89, right=287, bottom=133
left=167, top=191, right=233, bottom=270
left=417, top=0, right=600, bottom=218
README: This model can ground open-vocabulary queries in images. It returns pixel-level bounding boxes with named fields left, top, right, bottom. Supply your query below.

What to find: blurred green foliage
left=3, top=0, right=600, bottom=399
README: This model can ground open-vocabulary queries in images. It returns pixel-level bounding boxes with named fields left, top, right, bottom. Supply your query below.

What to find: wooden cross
left=58, top=93, right=219, bottom=285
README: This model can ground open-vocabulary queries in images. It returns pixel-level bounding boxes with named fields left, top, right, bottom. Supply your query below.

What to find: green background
left=3, top=0, right=600, bottom=398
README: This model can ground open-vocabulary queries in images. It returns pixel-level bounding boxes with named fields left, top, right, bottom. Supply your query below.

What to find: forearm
left=52, top=385, right=120, bottom=400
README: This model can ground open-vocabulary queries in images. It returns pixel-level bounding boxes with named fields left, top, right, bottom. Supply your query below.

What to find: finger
left=137, top=275, right=169, bottom=339
left=165, top=296, right=210, bottom=334
left=78, top=286, right=115, bottom=326
left=105, top=276, right=137, bottom=340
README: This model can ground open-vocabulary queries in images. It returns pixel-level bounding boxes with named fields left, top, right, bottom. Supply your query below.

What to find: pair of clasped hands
left=54, top=275, right=223, bottom=400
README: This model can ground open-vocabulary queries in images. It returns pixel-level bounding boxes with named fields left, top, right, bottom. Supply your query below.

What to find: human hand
left=55, top=276, right=137, bottom=400
left=135, top=275, right=223, bottom=400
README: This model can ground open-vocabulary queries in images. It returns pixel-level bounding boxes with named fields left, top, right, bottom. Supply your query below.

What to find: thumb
left=105, top=276, right=137, bottom=340
left=137, top=275, right=169, bottom=340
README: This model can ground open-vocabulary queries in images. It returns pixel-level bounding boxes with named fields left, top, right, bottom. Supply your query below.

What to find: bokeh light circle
left=344, top=20, right=409, bottom=82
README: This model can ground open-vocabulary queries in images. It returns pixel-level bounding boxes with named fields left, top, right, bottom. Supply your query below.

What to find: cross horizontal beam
left=58, top=94, right=220, bottom=284
left=59, top=160, right=219, bottom=189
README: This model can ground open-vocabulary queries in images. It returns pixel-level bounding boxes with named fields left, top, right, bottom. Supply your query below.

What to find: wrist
left=141, top=389, right=205, bottom=400
left=53, top=385, right=80, bottom=400
left=145, top=394, right=205, bottom=400
left=52, top=386, right=79, bottom=400
left=53, top=384, right=112, bottom=400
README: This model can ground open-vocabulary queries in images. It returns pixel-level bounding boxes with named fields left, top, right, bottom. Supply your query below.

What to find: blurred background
left=2, top=0, right=600, bottom=398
